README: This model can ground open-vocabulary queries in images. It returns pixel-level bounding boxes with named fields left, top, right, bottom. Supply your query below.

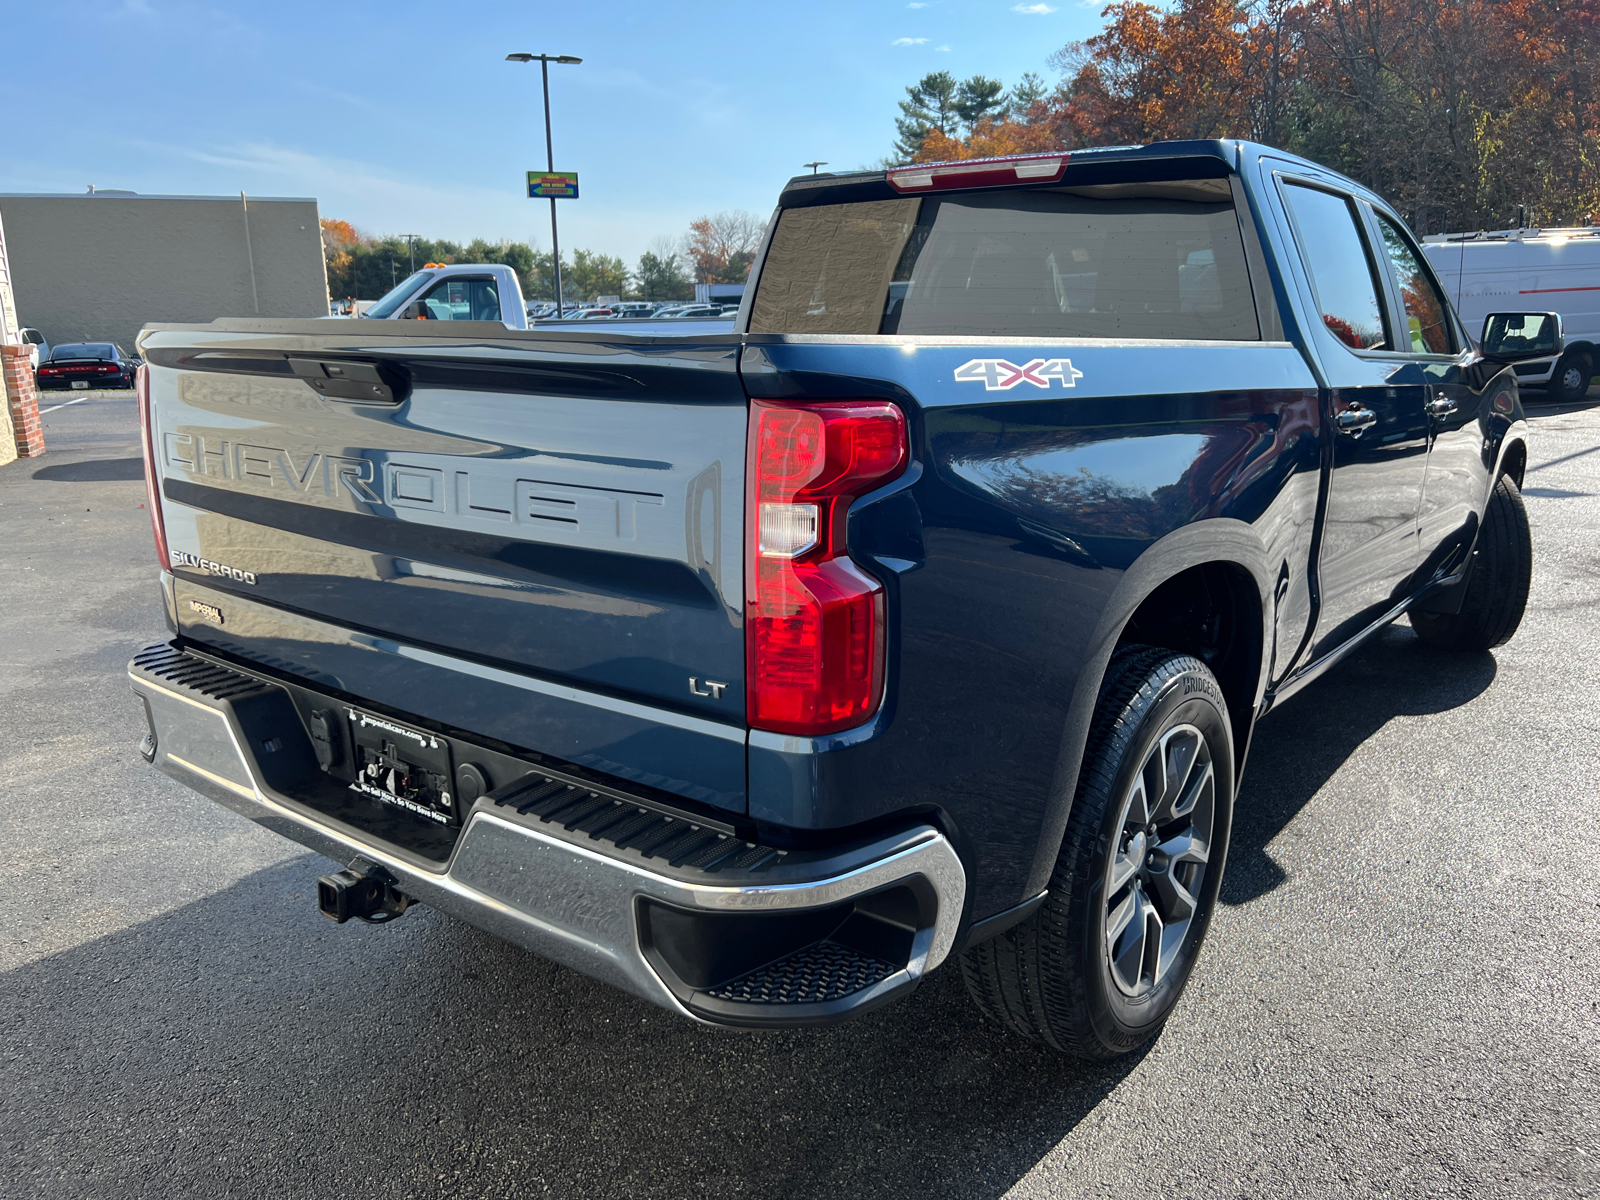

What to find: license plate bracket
left=344, top=707, right=457, bottom=826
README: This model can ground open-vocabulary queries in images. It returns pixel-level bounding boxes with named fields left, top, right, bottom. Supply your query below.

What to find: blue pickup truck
left=129, top=141, right=1555, bottom=1058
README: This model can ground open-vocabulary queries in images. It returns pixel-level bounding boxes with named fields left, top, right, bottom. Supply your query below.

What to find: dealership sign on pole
left=527, top=171, right=579, bottom=199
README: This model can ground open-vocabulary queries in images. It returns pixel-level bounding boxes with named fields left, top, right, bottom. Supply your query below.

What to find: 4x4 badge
left=954, top=358, right=1083, bottom=391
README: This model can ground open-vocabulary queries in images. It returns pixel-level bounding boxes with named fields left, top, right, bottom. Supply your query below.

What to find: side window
left=1282, top=182, right=1389, bottom=351
left=409, top=276, right=500, bottom=321
left=1375, top=214, right=1454, bottom=354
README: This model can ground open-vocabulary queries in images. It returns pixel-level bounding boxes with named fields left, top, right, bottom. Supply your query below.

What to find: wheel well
left=1114, top=562, right=1263, bottom=772
left=1500, top=439, right=1527, bottom=488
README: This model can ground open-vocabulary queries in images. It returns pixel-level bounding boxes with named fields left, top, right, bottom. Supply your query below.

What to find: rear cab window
left=749, top=179, right=1262, bottom=340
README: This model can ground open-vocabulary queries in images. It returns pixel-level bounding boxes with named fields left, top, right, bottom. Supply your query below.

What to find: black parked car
left=35, top=342, right=140, bottom=390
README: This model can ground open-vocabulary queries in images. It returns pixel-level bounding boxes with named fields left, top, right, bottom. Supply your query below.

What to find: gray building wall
left=0, top=193, right=329, bottom=352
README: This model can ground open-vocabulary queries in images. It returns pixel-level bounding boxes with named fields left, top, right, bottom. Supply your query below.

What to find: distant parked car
left=575, top=307, right=616, bottom=319
left=35, top=342, right=140, bottom=390
left=651, top=304, right=724, bottom=319
left=18, top=327, right=49, bottom=370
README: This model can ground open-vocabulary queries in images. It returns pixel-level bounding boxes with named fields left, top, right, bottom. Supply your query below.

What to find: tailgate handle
left=289, top=358, right=405, bottom=404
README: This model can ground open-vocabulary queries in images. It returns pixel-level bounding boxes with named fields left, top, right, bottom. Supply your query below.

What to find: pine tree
left=893, top=71, right=959, bottom=163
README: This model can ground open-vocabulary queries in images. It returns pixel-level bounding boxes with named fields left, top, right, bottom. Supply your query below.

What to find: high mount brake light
left=746, top=400, right=908, bottom=736
left=886, top=152, right=1069, bottom=193
left=136, top=364, right=171, bottom=572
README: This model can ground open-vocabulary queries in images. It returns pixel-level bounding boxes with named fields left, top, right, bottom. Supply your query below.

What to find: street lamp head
left=505, top=52, right=534, bottom=62
left=555, top=55, right=583, bottom=64
left=505, top=52, right=583, bottom=64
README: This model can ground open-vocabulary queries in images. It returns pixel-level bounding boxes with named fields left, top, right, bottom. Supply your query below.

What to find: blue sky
left=2, top=0, right=1111, bottom=263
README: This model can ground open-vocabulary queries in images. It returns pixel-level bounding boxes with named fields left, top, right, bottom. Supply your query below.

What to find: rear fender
left=1025, top=519, right=1274, bottom=897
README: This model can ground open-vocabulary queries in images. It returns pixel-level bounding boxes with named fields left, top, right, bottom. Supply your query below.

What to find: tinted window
left=1282, top=183, right=1388, bottom=351
left=51, top=343, right=114, bottom=360
left=749, top=183, right=1260, bottom=340
left=1376, top=213, right=1454, bottom=354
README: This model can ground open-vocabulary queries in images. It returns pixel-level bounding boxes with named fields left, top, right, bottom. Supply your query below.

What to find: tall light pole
left=398, top=233, right=421, bottom=274
left=507, top=52, right=582, bottom=314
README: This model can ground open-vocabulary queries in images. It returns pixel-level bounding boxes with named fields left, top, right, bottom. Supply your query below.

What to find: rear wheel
left=1412, top=474, right=1532, bottom=651
left=960, top=646, right=1234, bottom=1058
left=1549, top=349, right=1593, bottom=403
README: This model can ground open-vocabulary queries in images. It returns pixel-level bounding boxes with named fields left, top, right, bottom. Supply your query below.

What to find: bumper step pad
left=707, top=940, right=897, bottom=1004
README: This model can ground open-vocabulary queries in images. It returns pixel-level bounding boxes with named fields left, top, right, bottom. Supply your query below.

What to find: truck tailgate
left=141, top=324, right=747, bottom=799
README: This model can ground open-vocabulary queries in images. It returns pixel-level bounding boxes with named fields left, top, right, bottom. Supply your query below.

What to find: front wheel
left=1548, top=350, right=1593, bottom=404
left=961, top=646, right=1234, bottom=1058
left=1412, top=473, right=1532, bottom=651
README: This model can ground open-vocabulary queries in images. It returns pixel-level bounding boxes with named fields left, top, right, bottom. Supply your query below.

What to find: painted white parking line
left=38, top=395, right=94, bottom=415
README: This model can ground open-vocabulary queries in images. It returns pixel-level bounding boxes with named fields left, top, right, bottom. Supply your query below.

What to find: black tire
left=1412, top=474, right=1532, bottom=651
left=960, top=646, right=1234, bottom=1058
left=1548, top=349, right=1593, bottom=403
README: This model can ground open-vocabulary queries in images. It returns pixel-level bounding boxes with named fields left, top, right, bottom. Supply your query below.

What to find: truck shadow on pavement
left=4, top=858, right=1142, bottom=1200
left=1223, top=623, right=1497, bottom=906
left=2, top=629, right=1497, bottom=1200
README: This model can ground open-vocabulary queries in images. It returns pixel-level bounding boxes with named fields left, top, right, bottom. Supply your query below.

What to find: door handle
left=1425, top=394, right=1458, bottom=418
left=1336, top=407, right=1378, bottom=436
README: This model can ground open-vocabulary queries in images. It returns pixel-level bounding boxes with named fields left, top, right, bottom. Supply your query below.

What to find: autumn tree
left=904, top=0, right=1599, bottom=232
left=915, top=118, right=1062, bottom=164
left=684, top=211, right=764, bottom=284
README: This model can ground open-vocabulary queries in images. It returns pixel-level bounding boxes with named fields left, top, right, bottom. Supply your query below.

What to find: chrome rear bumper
left=129, top=643, right=966, bottom=1027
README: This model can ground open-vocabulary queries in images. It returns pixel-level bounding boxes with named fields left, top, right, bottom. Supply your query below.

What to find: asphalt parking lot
left=2, top=387, right=1597, bottom=1200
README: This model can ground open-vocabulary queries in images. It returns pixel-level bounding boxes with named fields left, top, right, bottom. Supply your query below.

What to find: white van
left=1423, top=227, right=1599, bottom=402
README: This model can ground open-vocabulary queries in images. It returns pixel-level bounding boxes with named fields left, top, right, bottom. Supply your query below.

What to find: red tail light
left=136, top=365, right=171, bottom=571
left=746, top=400, right=908, bottom=735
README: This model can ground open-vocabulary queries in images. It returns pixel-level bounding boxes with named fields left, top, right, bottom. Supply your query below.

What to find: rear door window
left=749, top=182, right=1261, bottom=340
left=1374, top=213, right=1455, bottom=354
left=1282, top=183, right=1390, bottom=351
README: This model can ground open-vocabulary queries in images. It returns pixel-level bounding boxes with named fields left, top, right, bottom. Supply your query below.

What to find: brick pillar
left=1, top=345, right=45, bottom=458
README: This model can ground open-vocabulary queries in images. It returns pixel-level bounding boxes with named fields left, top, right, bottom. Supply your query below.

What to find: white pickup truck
left=1424, top=226, right=1599, bottom=402
left=350, top=263, right=531, bottom=329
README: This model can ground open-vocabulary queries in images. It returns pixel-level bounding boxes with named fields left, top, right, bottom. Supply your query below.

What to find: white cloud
left=936, top=44, right=952, bottom=51
left=908, top=2, right=928, bottom=6
left=892, top=36, right=930, bottom=45
left=1012, top=2, right=1058, bottom=12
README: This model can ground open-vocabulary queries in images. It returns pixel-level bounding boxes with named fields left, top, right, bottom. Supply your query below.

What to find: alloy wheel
left=1103, top=723, right=1216, bottom=998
